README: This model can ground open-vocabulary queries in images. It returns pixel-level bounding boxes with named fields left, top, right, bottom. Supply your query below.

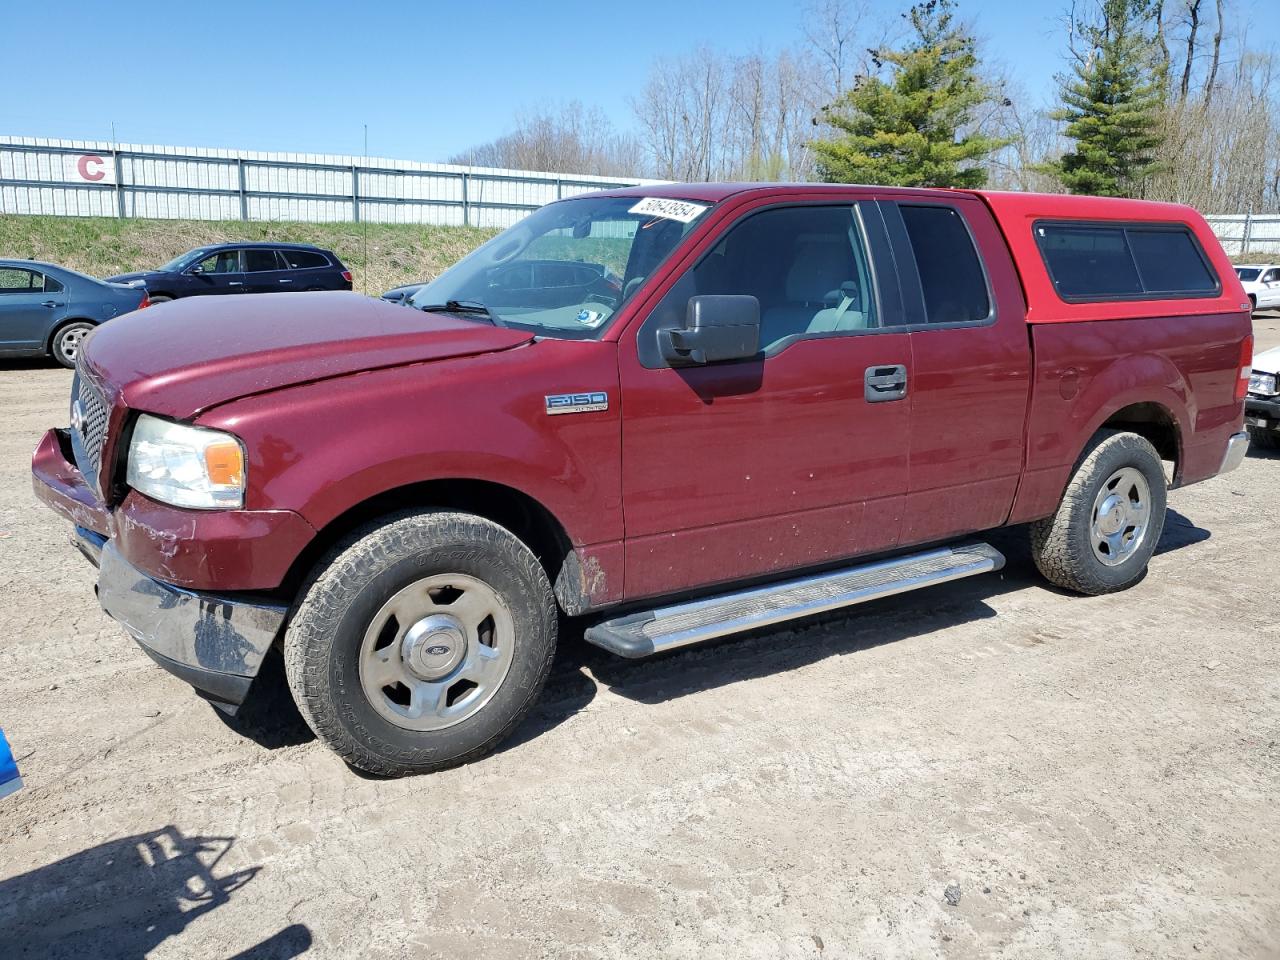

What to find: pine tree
left=810, top=0, right=1010, bottom=188
left=1043, top=0, right=1165, bottom=196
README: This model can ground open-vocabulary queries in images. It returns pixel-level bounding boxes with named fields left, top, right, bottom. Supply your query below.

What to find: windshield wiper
left=417, top=299, right=499, bottom=325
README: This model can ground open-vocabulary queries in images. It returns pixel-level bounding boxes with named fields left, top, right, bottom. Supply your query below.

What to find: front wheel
left=284, top=510, right=557, bottom=776
left=1030, top=431, right=1168, bottom=596
left=51, top=321, right=94, bottom=369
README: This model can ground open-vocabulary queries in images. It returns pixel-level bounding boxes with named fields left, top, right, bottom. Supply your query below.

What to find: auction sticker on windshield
left=629, top=197, right=709, bottom=224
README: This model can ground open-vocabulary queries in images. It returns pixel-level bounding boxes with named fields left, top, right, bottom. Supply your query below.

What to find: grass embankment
left=0, top=215, right=497, bottom=295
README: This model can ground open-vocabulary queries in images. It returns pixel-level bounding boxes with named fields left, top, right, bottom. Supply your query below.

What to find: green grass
left=0, top=215, right=498, bottom=295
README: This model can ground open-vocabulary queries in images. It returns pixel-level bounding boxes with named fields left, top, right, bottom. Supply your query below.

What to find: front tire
left=284, top=510, right=557, bottom=776
left=1030, top=430, right=1168, bottom=596
left=50, top=321, right=94, bottom=369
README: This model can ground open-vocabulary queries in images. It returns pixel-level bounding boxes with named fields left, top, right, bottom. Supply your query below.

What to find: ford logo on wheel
left=425, top=644, right=450, bottom=656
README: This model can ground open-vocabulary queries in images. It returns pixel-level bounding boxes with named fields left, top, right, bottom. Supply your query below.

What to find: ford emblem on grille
left=70, top=399, right=86, bottom=435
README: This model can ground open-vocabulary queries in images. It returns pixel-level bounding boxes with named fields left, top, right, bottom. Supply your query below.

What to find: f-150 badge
left=545, top=392, right=608, bottom=415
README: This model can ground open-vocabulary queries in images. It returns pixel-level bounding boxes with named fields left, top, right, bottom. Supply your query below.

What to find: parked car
left=106, top=243, right=352, bottom=301
left=1246, top=345, right=1280, bottom=449
left=381, top=281, right=425, bottom=304
left=33, top=185, right=1252, bottom=777
left=0, top=260, right=149, bottom=368
left=0, top=726, right=21, bottom=798
left=1235, top=264, right=1280, bottom=312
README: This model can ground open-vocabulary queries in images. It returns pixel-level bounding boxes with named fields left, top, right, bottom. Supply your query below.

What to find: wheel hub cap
left=1089, top=466, right=1152, bottom=566
left=400, top=615, right=466, bottom=680
left=357, top=573, right=515, bottom=732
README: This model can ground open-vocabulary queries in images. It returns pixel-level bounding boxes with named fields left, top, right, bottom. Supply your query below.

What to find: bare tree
left=450, top=102, right=644, bottom=178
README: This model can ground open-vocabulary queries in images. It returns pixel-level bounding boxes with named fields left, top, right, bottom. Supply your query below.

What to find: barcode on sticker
left=629, top=197, right=708, bottom=224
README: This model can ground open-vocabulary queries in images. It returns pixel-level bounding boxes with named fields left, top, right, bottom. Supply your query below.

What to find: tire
left=1248, top=424, right=1280, bottom=450
left=284, top=510, right=557, bottom=776
left=1248, top=294, right=1257, bottom=314
left=147, top=294, right=174, bottom=303
left=1029, top=430, right=1168, bottom=596
left=50, top=321, right=94, bottom=369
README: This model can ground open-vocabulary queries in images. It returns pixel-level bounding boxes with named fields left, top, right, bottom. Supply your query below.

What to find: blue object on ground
left=0, top=726, right=22, bottom=798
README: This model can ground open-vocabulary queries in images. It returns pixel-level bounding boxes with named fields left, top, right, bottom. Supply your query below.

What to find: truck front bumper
left=76, top=527, right=287, bottom=711
left=32, top=427, right=291, bottom=713
left=1246, top=393, right=1280, bottom=431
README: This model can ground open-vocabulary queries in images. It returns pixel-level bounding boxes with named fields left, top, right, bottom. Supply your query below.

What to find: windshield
left=160, top=248, right=211, bottom=272
left=1236, top=268, right=1261, bottom=282
left=408, top=195, right=710, bottom=338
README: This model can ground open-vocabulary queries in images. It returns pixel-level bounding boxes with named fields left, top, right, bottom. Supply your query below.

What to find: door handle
left=865, top=364, right=908, bottom=403
left=278, top=278, right=293, bottom=283
left=41, top=300, right=60, bottom=308
left=228, top=282, right=243, bottom=286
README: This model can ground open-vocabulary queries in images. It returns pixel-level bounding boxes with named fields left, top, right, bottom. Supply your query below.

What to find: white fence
left=1204, top=214, right=1280, bottom=258
left=0, top=137, right=658, bottom=229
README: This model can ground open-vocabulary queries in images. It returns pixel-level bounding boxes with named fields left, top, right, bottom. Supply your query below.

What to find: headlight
left=1249, top=370, right=1279, bottom=396
left=126, top=414, right=246, bottom=509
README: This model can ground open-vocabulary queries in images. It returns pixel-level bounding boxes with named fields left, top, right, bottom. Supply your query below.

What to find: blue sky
left=3, top=0, right=1276, bottom=162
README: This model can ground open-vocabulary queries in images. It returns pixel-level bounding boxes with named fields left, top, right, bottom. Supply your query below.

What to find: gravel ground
left=1, top=317, right=1278, bottom=960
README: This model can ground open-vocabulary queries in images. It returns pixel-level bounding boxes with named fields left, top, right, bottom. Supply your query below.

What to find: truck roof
left=595, top=182, right=1247, bottom=325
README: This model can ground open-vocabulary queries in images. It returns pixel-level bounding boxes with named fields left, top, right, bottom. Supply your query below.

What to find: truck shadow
left=0, top=358, right=66, bottom=371
left=546, top=515, right=1212, bottom=711
left=0, top=825, right=311, bottom=960
left=229, top=511, right=1215, bottom=757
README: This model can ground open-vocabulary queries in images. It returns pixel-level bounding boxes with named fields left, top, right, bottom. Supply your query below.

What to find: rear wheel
left=147, top=294, right=174, bottom=303
left=1030, top=431, right=1168, bottom=595
left=1248, top=424, right=1280, bottom=450
left=50, top=321, right=94, bottom=369
left=284, top=510, right=557, bottom=776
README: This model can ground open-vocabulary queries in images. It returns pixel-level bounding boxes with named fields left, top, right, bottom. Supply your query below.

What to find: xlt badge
left=545, top=392, right=608, bottom=416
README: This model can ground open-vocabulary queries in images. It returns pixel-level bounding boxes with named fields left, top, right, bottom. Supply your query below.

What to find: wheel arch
left=278, top=477, right=603, bottom=615
left=1096, top=400, right=1183, bottom=478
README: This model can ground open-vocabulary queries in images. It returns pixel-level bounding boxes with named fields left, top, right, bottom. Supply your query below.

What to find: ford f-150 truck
left=32, top=184, right=1254, bottom=776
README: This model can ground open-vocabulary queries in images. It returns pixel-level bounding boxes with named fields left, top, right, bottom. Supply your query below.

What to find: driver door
left=617, top=200, right=912, bottom=601
left=190, top=249, right=246, bottom=295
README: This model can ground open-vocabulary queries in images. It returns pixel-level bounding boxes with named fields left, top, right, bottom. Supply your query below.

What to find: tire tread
left=284, top=510, right=556, bottom=776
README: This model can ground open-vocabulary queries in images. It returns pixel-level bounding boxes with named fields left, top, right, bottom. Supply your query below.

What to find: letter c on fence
left=77, top=155, right=106, bottom=182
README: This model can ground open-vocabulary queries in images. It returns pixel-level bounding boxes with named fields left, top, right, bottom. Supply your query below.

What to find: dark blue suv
left=106, top=242, right=352, bottom=302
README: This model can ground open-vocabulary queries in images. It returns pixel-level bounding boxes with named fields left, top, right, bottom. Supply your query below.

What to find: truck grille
left=71, top=368, right=110, bottom=488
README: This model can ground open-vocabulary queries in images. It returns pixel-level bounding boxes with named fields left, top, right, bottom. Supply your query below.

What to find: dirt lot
left=2, top=319, right=1279, bottom=960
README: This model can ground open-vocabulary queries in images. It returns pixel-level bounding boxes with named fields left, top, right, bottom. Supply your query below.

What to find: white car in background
left=1235, top=265, right=1280, bottom=313
left=1247, top=345, right=1280, bottom=450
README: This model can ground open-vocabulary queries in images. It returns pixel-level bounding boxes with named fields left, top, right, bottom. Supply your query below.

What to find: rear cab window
left=897, top=204, right=992, bottom=325
left=1035, top=221, right=1220, bottom=302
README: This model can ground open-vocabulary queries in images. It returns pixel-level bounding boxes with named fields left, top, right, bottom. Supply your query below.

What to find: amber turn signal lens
left=204, top=440, right=245, bottom=487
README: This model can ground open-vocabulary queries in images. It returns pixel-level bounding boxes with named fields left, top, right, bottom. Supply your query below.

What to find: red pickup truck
left=32, top=184, right=1253, bottom=776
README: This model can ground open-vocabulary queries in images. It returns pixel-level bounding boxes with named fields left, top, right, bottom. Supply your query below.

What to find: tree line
left=451, top=0, right=1279, bottom=212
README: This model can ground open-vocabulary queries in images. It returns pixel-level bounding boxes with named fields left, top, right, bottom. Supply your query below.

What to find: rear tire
left=284, top=510, right=557, bottom=777
left=1248, top=425, right=1280, bottom=450
left=147, top=294, right=174, bottom=303
left=50, top=321, right=94, bottom=369
left=1030, top=430, right=1167, bottom=596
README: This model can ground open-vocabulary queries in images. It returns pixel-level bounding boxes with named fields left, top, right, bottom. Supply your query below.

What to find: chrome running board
left=585, top=542, right=1005, bottom=659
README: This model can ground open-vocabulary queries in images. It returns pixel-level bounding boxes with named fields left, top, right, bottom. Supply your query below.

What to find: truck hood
left=1253, top=345, right=1280, bottom=376
left=81, top=291, right=534, bottom=419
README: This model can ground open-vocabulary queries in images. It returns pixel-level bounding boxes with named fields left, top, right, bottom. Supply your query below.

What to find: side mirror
left=187, top=264, right=205, bottom=276
left=659, top=295, right=760, bottom=367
